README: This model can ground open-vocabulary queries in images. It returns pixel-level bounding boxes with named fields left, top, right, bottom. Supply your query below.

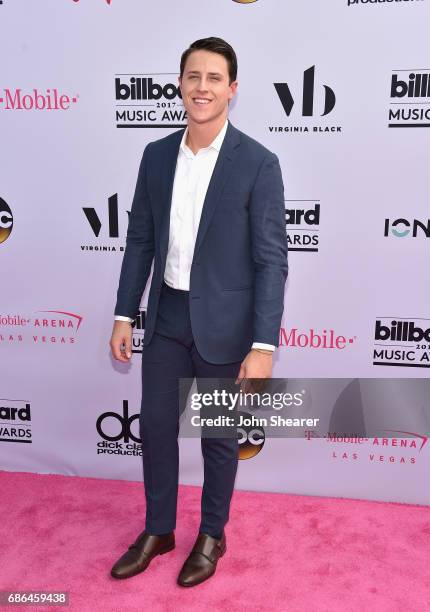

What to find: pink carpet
left=1, top=470, right=430, bottom=612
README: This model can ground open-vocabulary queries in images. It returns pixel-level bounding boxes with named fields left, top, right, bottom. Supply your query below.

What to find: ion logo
left=0, top=197, right=13, bottom=244
left=384, top=217, right=430, bottom=238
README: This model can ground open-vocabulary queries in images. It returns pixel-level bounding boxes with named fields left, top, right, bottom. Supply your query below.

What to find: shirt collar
left=180, top=119, right=228, bottom=156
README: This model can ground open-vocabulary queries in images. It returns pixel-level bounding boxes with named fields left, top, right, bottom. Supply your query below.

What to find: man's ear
left=229, top=80, right=238, bottom=100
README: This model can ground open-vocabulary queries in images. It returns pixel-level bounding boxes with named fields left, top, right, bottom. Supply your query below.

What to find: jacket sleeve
left=114, top=143, right=155, bottom=320
left=249, top=152, right=288, bottom=347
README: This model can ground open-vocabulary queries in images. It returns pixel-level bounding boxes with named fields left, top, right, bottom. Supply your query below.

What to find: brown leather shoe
left=111, top=530, right=175, bottom=579
left=177, top=531, right=226, bottom=587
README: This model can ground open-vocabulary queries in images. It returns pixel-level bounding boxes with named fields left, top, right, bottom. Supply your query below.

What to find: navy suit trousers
left=140, top=281, right=242, bottom=538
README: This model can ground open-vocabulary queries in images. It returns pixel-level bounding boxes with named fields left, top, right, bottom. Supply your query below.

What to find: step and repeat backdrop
left=1, top=0, right=429, bottom=504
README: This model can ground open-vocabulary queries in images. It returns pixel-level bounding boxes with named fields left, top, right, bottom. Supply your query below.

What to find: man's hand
left=235, top=349, right=273, bottom=392
left=110, top=320, right=133, bottom=362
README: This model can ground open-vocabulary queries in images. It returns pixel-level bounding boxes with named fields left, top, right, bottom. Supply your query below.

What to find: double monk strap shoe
left=177, top=531, right=226, bottom=587
left=111, top=530, right=175, bottom=579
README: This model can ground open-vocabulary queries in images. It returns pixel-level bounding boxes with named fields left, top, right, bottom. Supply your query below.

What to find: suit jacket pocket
left=222, top=285, right=253, bottom=291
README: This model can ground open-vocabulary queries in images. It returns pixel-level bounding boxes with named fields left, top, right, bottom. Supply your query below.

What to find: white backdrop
left=1, top=0, right=429, bottom=505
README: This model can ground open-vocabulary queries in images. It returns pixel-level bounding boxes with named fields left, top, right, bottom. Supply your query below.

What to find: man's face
left=179, top=49, right=238, bottom=125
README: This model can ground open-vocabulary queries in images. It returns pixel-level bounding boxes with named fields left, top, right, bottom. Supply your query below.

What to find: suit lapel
left=193, top=121, right=241, bottom=258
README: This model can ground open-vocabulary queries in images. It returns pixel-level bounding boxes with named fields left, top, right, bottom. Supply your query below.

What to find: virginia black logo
left=0, top=197, right=13, bottom=244
left=270, top=66, right=340, bottom=134
left=115, top=73, right=187, bottom=128
left=81, top=194, right=128, bottom=252
left=373, top=318, right=430, bottom=368
left=384, top=217, right=430, bottom=238
left=83, top=194, right=124, bottom=238
left=274, top=66, right=335, bottom=117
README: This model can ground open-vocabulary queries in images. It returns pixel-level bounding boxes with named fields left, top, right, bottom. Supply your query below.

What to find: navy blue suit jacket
left=114, top=120, right=288, bottom=364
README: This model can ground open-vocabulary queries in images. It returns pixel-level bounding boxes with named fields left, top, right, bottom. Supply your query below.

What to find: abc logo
left=237, top=411, right=265, bottom=459
left=0, top=197, right=13, bottom=244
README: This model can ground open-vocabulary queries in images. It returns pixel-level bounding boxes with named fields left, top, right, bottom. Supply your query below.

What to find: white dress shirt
left=115, top=120, right=275, bottom=352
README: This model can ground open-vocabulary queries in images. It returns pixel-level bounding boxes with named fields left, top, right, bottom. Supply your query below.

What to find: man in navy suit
left=109, top=37, right=288, bottom=587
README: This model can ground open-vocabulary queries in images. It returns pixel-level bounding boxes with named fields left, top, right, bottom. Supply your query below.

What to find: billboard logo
left=0, top=399, right=32, bottom=444
left=132, top=309, right=146, bottom=354
left=286, top=200, right=320, bottom=253
left=373, top=317, right=430, bottom=368
left=115, top=74, right=186, bottom=128
left=389, top=70, right=430, bottom=128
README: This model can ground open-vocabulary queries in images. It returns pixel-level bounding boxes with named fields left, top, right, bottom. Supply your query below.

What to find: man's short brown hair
left=180, top=37, right=238, bottom=84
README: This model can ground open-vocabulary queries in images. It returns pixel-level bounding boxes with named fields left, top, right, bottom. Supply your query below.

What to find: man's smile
left=192, top=97, right=213, bottom=105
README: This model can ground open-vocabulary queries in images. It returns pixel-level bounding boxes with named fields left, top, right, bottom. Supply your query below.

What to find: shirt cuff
left=115, top=315, right=134, bottom=323
left=252, top=342, right=275, bottom=352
